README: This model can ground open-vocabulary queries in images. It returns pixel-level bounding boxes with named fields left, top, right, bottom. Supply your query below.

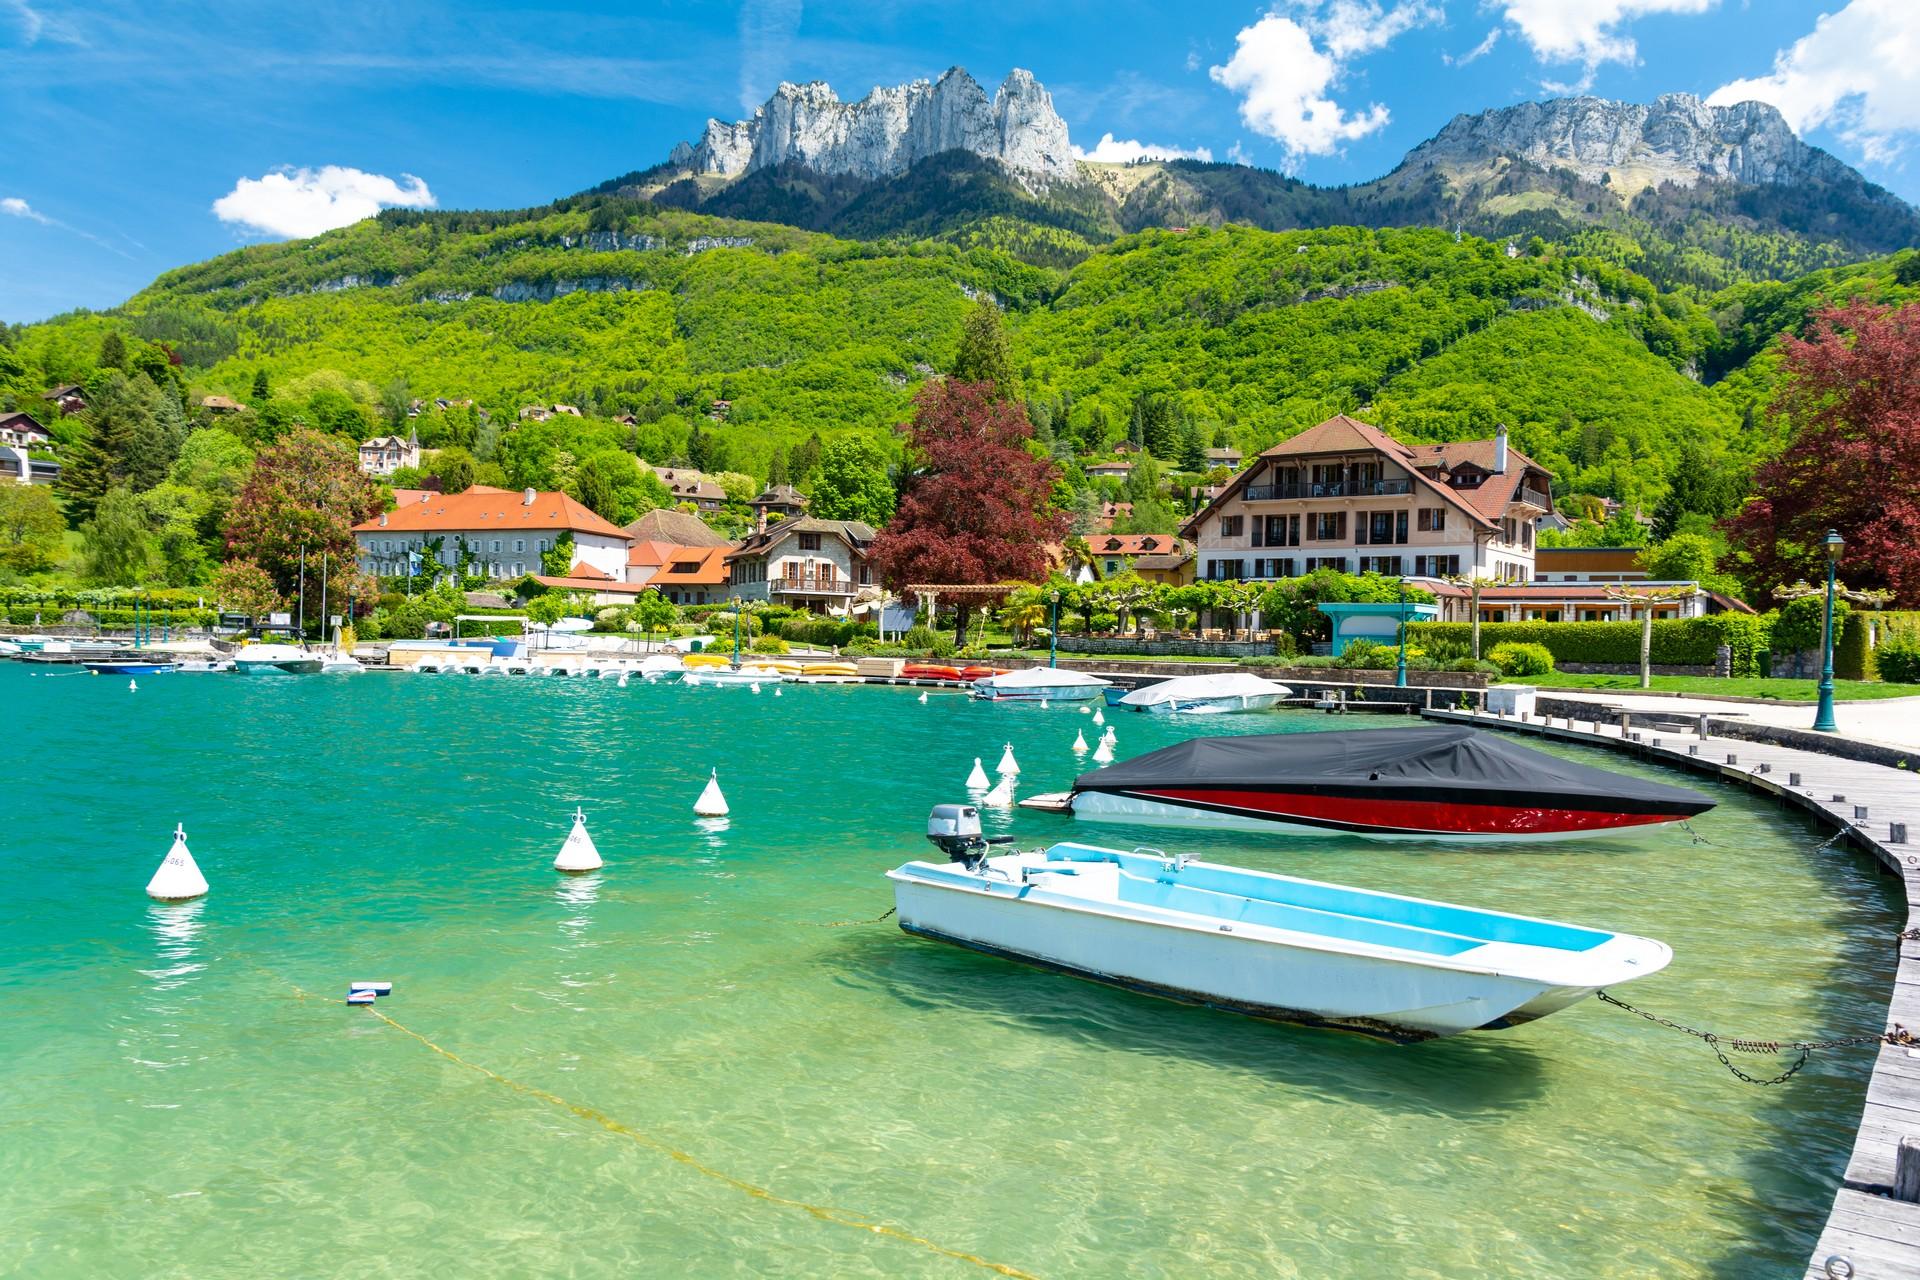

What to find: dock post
left=1891, top=823, right=1908, bottom=845
left=1896, top=1137, right=1920, bottom=1203
left=1696, top=714, right=1710, bottom=740
left=1855, top=805, right=1870, bottom=821
left=1791, top=772, right=1802, bottom=786
left=1727, top=753, right=1739, bottom=765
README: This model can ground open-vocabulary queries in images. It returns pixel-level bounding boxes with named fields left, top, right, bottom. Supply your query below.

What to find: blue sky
left=3, top=1, right=1916, bottom=322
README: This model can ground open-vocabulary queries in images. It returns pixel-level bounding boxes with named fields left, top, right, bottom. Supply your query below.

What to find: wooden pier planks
left=1421, top=706, right=1920, bottom=1279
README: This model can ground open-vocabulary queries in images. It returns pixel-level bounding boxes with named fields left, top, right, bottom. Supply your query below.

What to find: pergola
left=904, top=582, right=1021, bottom=621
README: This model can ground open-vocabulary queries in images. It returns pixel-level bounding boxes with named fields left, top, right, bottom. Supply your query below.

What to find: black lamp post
left=1395, top=577, right=1411, bottom=688
left=1814, top=529, right=1844, bottom=733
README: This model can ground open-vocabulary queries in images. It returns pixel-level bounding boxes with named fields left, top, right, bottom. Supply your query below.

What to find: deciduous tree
left=80, top=487, right=151, bottom=585
left=0, top=484, right=66, bottom=574
left=211, top=558, right=284, bottom=621
left=808, top=436, right=895, bottom=526
left=224, top=428, right=382, bottom=597
left=870, top=380, right=1066, bottom=642
left=1726, top=300, right=1920, bottom=604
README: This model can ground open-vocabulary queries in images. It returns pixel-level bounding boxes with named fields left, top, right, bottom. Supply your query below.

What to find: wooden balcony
left=770, top=574, right=855, bottom=597
left=1244, top=478, right=1412, bottom=501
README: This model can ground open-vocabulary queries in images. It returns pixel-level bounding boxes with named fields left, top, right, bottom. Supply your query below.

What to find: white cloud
left=739, top=0, right=803, bottom=113
left=1497, top=0, right=1716, bottom=89
left=1073, top=133, right=1215, bottom=163
left=1210, top=4, right=1439, bottom=163
left=1445, top=28, right=1502, bottom=67
left=212, top=166, right=436, bottom=239
left=2, top=195, right=51, bottom=224
left=1708, top=0, right=1920, bottom=164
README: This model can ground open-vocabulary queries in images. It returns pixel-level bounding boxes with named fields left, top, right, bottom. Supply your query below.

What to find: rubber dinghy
left=1061, top=725, right=1714, bottom=841
left=889, top=807, right=1671, bottom=1040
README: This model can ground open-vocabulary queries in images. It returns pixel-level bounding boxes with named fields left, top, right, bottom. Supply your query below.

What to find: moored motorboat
left=1053, top=726, right=1714, bottom=841
left=970, top=666, right=1112, bottom=702
left=639, top=654, right=685, bottom=682
left=1117, top=672, right=1292, bottom=715
left=888, top=805, right=1672, bottom=1041
left=82, top=660, right=179, bottom=676
left=232, top=643, right=323, bottom=675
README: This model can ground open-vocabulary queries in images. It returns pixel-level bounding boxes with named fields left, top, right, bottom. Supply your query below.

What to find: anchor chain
left=796, top=906, right=897, bottom=928
left=1596, top=989, right=1917, bottom=1085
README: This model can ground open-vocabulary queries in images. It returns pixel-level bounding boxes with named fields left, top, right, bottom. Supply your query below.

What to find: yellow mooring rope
left=285, top=975, right=1035, bottom=1279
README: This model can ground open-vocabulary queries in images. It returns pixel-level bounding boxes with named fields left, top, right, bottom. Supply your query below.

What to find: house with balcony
left=358, top=430, right=420, bottom=478
left=725, top=517, right=875, bottom=614
left=1180, top=414, right=1555, bottom=589
left=352, top=487, right=631, bottom=583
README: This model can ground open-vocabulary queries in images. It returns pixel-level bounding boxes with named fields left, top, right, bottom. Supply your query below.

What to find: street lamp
left=1814, top=529, right=1844, bottom=733
left=1048, top=589, right=1061, bottom=668
left=1395, top=577, right=1411, bottom=688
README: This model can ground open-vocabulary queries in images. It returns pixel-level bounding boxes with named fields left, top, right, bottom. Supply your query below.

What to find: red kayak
left=903, top=664, right=964, bottom=680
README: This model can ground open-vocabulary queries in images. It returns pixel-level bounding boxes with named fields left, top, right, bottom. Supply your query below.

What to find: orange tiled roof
left=354, top=490, right=628, bottom=540
left=651, top=545, right=731, bottom=586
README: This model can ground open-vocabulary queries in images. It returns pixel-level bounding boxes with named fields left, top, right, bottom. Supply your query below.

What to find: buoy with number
left=695, top=769, right=730, bottom=817
left=553, top=807, right=603, bottom=872
left=997, top=743, right=1019, bottom=775
left=1072, top=730, right=1089, bottom=753
left=966, top=758, right=990, bottom=790
left=1092, top=737, right=1115, bottom=764
left=982, top=772, right=1015, bottom=807
left=146, top=824, right=208, bottom=901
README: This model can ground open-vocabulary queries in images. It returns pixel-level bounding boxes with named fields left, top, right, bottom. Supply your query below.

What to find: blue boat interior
left=1046, top=844, right=1612, bottom=955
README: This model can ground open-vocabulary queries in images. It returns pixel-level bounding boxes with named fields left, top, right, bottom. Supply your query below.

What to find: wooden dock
left=1422, top=707, right=1920, bottom=1278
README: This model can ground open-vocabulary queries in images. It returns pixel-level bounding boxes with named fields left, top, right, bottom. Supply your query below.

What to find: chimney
left=757, top=508, right=769, bottom=535
left=1494, top=423, right=1508, bottom=475
left=523, top=487, right=536, bottom=506
left=379, top=512, right=388, bottom=526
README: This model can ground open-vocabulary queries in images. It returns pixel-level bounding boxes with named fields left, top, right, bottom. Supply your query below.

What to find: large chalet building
left=1181, top=415, right=1555, bottom=587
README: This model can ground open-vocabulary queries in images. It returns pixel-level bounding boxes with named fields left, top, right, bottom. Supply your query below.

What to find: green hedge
left=1407, top=615, right=1771, bottom=675
left=1846, top=611, right=1920, bottom=681
left=4, top=604, right=216, bottom=627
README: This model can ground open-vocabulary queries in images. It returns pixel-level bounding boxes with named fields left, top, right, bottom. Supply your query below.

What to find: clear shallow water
left=0, top=665, right=1898, bottom=1279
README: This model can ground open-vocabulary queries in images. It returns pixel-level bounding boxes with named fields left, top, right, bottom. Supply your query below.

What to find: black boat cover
left=1075, top=725, right=1712, bottom=813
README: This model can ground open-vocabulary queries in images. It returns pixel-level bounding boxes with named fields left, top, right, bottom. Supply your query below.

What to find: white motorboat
left=232, top=643, right=322, bottom=674
left=970, top=667, right=1112, bottom=702
left=319, top=655, right=363, bottom=674
left=887, top=806, right=1672, bottom=1041
left=1117, top=672, right=1292, bottom=715
left=639, top=654, right=685, bottom=682
left=683, top=663, right=784, bottom=687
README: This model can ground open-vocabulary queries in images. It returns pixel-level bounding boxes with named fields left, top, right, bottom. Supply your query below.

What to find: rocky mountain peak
left=667, top=67, right=1075, bottom=186
left=1396, top=92, right=1869, bottom=198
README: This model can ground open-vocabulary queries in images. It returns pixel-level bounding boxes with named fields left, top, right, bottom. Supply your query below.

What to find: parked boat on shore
left=971, top=667, right=1112, bottom=702
left=1115, top=672, right=1292, bottom=715
left=1035, top=726, right=1714, bottom=841
left=889, top=805, right=1672, bottom=1040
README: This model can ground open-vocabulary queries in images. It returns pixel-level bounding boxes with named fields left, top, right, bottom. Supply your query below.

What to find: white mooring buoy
left=554, top=807, right=603, bottom=872
left=982, top=772, right=1016, bottom=807
left=1092, top=708, right=1105, bottom=726
left=918, top=691, right=929, bottom=704
left=146, top=824, right=208, bottom=901
left=997, top=743, right=1020, bottom=775
left=965, top=758, right=990, bottom=790
left=1092, top=738, right=1115, bottom=764
left=617, top=672, right=629, bottom=688
left=1072, top=730, right=1089, bottom=753
left=774, top=686, right=783, bottom=697
left=694, top=768, right=730, bottom=817
left=129, top=678, right=139, bottom=693
left=750, top=681, right=761, bottom=694
left=1078, top=705, right=1090, bottom=715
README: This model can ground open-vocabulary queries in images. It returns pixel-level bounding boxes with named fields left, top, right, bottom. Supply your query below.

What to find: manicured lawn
left=1505, top=673, right=1920, bottom=702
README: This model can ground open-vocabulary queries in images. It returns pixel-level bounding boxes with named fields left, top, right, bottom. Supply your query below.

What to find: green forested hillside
left=5, top=194, right=1916, bottom=540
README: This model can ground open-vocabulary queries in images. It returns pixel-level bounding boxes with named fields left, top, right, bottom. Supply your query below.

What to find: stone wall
left=1055, top=636, right=1276, bottom=658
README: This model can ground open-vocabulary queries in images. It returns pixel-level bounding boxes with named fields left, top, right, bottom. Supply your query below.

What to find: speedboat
left=1116, top=672, right=1292, bottom=715
left=888, top=806, right=1672, bottom=1041
left=232, top=643, right=323, bottom=674
left=970, top=667, right=1112, bottom=702
left=1042, top=726, right=1713, bottom=841
left=683, top=663, right=780, bottom=686
left=82, top=660, right=179, bottom=676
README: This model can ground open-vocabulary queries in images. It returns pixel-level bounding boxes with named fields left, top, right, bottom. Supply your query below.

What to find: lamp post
left=1048, top=589, right=1061, bottom=668
left=732, top=595, right=742, bottom=669
left=1395, top=577, right=1411, bottom=688
left=1814, top=529, right=1843, bottom=733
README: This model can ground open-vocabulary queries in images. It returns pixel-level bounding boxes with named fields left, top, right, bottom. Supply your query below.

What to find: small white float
left=965, top=758, right=990, bottom=790
left=694, top=769, right=730, bottom=817
left=145, top=824, right=209, bottom=901
left=553, top=807, right=604, bottom=873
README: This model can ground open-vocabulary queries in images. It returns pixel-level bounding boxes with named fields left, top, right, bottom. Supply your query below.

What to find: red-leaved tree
left=870, top=380, right=1068, bottom=642
left=1726, top=300, right=1920, bottom=605
left=225, top=428, right=384, bottom=598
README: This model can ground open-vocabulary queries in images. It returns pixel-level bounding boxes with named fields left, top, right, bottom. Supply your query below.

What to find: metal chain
left=1596, top=989, right=1916, bottom=1085
left=796, top=906, right=897, bottom=928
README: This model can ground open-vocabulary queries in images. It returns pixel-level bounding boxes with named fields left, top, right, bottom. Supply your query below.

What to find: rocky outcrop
left=668, top=67, right=1074, bottom=186
left=1398, top=93, right=1869, bottom=196
left=490, top=278, right=643, bottom=303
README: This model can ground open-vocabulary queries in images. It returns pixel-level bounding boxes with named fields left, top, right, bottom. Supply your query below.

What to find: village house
left=357, top=430, right=421, bottom=478
left=1204, top=446, right=1243, bottom=468
left=41, top=385, right=85, bottom=415
left=1181, top=414, right=1555, bottom=587
left=200, top=395, right=245, bottom=414
left=647, top=546, right=732, bottom=606
left=1531, top=546, right=1645, bottom=583
left=352, top=487, right=630, bottom=583
left=0, top=411, right=56, bottom=486
left=0, top=411, right=52, bottom=449
left=643, top=463, right=727, bottom=512
left=725, top=517, right=875, bottom=614
left=1085, top=460, right=1135, bottom=481
left=1089, top=533, right=1189, bottom=579
left=749, top=484, right=807, bottom=522
left=623, top=506, right=731, bottom=548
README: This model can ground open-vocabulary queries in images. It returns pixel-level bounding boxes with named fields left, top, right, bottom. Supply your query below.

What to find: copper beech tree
left=224, top=428, right=383, bottom=599
left=870, top=380, right=1067, bottom=643
left=1726, top=300, right=1920, bottom=605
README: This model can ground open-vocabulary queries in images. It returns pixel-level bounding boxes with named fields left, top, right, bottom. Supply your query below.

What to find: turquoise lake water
left=0, top=664, right=1899, bottom=1278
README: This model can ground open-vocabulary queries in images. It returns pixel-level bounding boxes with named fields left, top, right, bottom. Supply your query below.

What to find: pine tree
left=951, top=299, right=1015, bottom=396
left=251, top=368, right=271, bottom=402
left=59, top=373, right=155, bottom=523
left=98, top=329, right=127, bottom=371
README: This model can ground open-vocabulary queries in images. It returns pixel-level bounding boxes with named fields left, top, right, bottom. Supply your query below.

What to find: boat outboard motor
left=926, top=804, right=1011, bottom=870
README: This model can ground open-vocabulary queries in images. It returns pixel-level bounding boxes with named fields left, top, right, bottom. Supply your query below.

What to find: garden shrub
left=1876, top=636, right=1920, bottom=684
left=1333, top=639, right=1395, bottom=669
left=1407, top=616, right=1769, bottom=674
left=750, top=634, right=789, bottom=655
left=1772, top=595, right=1848, bottom=656
left=1486, top=641, right=1555, bottom=677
